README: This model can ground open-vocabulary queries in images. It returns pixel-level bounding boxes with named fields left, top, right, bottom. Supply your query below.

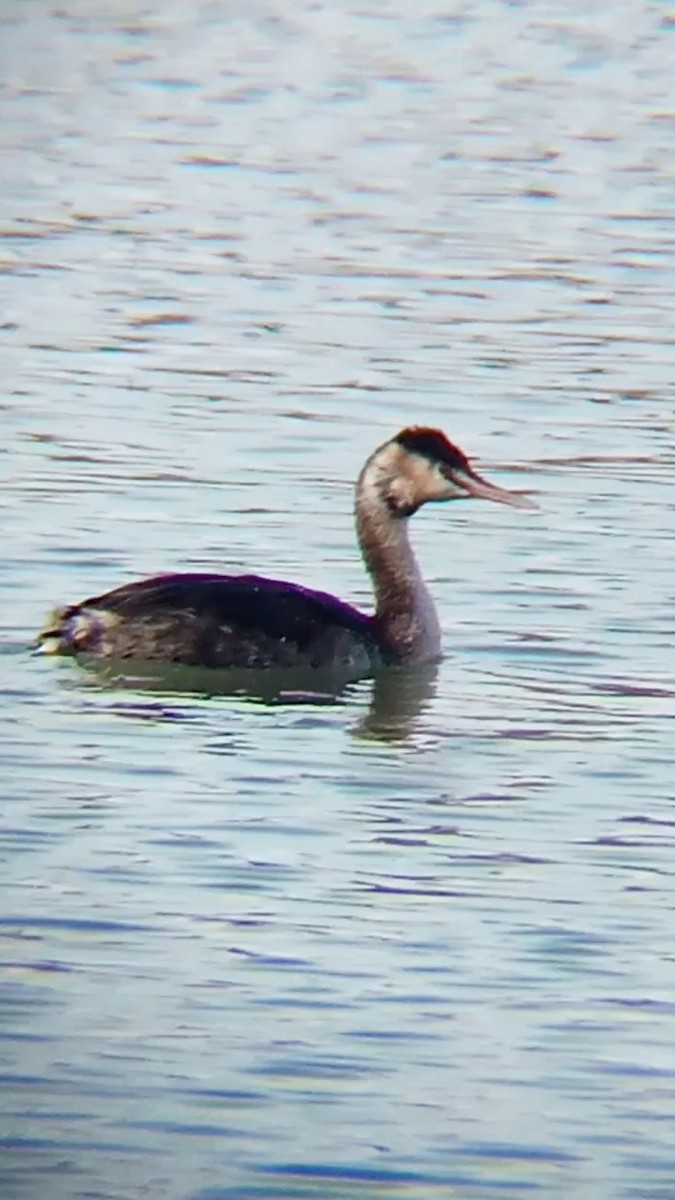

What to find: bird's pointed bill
left=452, top=468, right=538, bottom=509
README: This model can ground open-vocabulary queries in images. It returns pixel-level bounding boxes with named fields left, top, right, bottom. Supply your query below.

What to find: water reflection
left=72, top=657, right=439, bottom=744
left=352, top=662, right=439, bottom=743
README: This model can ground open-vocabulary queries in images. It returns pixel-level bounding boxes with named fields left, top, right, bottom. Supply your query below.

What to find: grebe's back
left=39, top=572, right=378, bottom=671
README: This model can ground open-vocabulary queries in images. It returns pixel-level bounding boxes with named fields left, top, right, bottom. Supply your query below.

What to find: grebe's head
left=360, top=426, right=536, bottom=517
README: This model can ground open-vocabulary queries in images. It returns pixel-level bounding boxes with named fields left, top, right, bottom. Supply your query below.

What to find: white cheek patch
left=386, top=476, right=418, bottom=512
left=361, top=443, right=465, bottom=511
left=414, top=462, right=465, bottom=503
left=440, top=475, right=468, bottom=500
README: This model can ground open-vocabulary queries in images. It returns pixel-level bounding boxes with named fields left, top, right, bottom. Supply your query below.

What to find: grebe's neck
left=354, top=468, right=441, bottom=663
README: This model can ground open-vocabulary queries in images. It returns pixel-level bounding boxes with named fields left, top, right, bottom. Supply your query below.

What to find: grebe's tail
left=34, top=605, right=117, bottom=656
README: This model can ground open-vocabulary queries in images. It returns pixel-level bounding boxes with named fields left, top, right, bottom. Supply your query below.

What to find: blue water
left=2, top=1, right=675, bottom=1197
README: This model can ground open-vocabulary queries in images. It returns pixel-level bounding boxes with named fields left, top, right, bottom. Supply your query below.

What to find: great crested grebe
left=36, top=427, right=535, bottom=674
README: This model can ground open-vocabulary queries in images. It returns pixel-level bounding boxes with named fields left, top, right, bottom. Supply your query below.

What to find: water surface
left=2, top=2, right=675, bottom=1198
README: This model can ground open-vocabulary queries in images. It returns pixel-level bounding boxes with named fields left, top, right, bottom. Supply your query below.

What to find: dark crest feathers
left=394, top=426, right=470, bottom=471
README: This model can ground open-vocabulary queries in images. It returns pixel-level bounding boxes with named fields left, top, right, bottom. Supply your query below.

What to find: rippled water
left=2, top=1, right=675, bottom=1197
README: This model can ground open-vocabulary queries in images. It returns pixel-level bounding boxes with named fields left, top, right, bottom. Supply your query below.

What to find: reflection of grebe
left=36, top=427, right=535, bottom=675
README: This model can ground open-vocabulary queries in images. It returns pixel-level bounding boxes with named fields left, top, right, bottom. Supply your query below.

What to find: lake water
left=2, top=1, right=675, bottom=1197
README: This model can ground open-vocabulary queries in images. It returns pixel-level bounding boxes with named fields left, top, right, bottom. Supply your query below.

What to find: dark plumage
left=39, top=573, right=379, bottom=670
left=394, top=427, right=470, bottom=472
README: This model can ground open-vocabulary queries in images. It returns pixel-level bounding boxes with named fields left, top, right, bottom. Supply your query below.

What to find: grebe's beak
left=450, top=466, right=538, bottom=510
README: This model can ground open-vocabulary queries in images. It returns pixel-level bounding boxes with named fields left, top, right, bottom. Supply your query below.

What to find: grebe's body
left=41, top=573, right=380, bottom=673
left=36, top=427, right=534, bottom=673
